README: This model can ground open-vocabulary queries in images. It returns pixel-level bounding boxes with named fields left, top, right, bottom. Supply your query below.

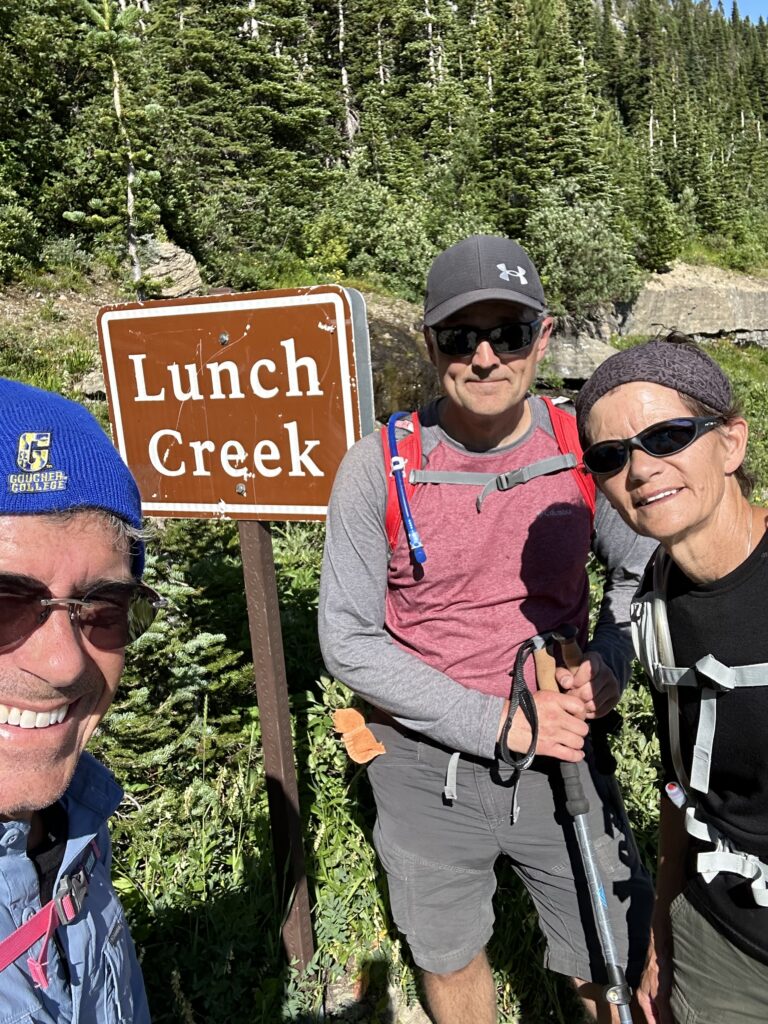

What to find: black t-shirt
left=641, top=531, right=768, bottom=966
left=28, top=802, right=68, bottom=906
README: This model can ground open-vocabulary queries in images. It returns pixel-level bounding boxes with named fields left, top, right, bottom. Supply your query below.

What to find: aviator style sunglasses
left=582, top=416, right=723, bottom=476
left=0, top=575, right=168, bottom=653
left=432, top=319, right=544, bottom=357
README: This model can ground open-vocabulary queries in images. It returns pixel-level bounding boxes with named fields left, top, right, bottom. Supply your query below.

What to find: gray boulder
left=74, top=368, right=106, bottom=400
left=547, top=309, right=622, bottom=382
left=364, top=292, right=439, bottom=420
left=142, top=241, right=203, bottom=298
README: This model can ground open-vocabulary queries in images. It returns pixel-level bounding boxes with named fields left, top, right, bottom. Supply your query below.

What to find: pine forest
left=2, top=0, right=768, bottom=311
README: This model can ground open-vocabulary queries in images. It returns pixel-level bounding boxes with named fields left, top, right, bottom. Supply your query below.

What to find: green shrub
left=0, top=187, right=39, bottom=280
left=524, top=182, right=643, bottom=315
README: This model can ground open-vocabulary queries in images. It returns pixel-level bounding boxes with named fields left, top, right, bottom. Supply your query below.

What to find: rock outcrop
left=142, top=240, right=203, bottom=298
left=546, top=307, right=623, bottom=382
left=364, top=292, right=439, bottom=420
left=622, top=262, right=768, bottom=345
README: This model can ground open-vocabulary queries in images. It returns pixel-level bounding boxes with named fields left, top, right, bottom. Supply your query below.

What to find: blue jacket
left=0, top=753, right=150, bottom=1023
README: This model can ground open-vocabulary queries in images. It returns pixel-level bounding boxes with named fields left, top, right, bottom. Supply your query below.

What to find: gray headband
left=575, top=339, right=733, bottom=441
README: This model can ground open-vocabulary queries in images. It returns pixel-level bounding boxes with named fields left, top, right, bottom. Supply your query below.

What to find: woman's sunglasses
left=582, top=416, right=723, bottom=476
left=0, top=576, right=168, bottom=653
left=432, top=319, right=543, bottom=357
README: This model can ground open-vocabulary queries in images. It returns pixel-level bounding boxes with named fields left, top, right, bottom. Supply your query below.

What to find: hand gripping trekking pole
left=533, top=632, right=633, bottom=1023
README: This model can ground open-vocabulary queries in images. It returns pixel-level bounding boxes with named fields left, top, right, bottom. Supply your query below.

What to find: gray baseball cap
left=423, top=235, right=547, bottom=327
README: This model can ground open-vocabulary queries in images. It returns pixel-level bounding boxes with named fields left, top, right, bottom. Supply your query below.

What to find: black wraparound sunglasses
left=0, top=575, right=168, bottom=653
left=432, top=319, right=544, bottom=357
left=582, top=416, right=723, bottom=476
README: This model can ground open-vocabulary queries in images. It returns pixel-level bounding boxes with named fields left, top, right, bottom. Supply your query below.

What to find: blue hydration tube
left=387, top=412, right=427, bottom=564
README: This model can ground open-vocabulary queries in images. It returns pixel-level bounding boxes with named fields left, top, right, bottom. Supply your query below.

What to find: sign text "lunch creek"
left=129, top=338, right=325, bottom=480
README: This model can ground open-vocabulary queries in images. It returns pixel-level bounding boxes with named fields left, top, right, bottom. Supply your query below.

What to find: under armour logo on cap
left=497, top=263, right=528, bottom=285
left=423, top=235, right=546, bottom=327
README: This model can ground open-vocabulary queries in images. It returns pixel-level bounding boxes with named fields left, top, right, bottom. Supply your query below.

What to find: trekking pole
left=533, top=633, right=633, bottom=1024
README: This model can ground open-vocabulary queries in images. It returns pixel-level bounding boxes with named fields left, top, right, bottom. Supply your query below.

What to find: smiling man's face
left=0, top=513, right=129, bottom=821
left=425, top=300, right=552, bottom=447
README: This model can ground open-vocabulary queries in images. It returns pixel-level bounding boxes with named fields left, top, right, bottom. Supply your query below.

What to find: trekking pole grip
left=561, top=761, right=590, bottom=817
left=535, top=635, right=590, bottom=817
left=532, top=647, right=559, bottom=692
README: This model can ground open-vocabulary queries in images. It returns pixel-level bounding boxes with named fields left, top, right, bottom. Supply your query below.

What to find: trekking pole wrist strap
left=498, top=639, right=539, bottom=769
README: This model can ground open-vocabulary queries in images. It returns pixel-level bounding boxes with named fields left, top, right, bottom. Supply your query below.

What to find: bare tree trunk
left=377, top=18, right=387, bottom=90
left=425, top=0, right=436, bottom=84
left=111, top=57, right=142, bottom=285
left=244, top=0, right=259, bottom=39
left=338, top=0, right=357, bottom=145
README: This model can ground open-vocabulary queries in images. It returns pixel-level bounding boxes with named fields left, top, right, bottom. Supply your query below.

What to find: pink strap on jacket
left=0, top=840, right=98, bottom=989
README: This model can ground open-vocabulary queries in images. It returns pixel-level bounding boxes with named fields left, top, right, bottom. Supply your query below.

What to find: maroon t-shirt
left=386, top=421, right=592, bottom=697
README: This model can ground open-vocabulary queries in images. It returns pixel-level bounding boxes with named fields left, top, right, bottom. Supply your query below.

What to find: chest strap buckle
left=54, top=867, right=89, bottom=924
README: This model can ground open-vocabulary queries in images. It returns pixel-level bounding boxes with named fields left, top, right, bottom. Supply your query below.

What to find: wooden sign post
left=97, top=286, right=373, bottom=969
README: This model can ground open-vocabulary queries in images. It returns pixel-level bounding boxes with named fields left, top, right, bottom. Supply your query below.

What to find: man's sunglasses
left=0, top=576, right=168, bottom=653
left=582, top=416, right=723, bottom=476
left=432, top=319, right=543, bottom=357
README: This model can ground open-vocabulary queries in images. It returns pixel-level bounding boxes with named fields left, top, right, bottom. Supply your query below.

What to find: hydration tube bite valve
left=387, top=412, right=427, bottom=564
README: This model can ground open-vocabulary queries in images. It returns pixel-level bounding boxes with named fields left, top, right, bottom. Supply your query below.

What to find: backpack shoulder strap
left=541, top=396, right=596, bottom=518
left=382, top=411, right=422, bottom=550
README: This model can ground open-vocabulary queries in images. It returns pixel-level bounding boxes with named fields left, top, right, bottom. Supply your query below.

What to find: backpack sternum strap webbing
left=657, top=654, right=768, bottom=794
left=645, top=550, right=768, bottom=795
left=631, top=548, right=768, bottom=904
left=0, top=840, right=99, bottom=988
left=411, top=452, right=578, bottom=511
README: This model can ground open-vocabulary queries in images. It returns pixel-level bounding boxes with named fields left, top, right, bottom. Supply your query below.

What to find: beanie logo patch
left=7, top=432, right=68, bottom=495
left=17, top=432, right=51, bottom=473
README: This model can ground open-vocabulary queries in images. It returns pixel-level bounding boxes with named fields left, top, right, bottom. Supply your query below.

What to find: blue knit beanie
left=0, top=378, right=144, bottom=576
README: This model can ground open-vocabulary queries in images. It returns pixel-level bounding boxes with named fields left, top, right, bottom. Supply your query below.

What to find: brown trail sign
left=98, top=285, right=373, bottom=519
left=98, top=286, right=374, bottom=969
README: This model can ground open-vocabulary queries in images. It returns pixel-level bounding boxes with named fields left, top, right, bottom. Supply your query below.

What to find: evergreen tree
left=482, top=0, right=549, bottom=238
left=535, top=0, right=609, bottom=199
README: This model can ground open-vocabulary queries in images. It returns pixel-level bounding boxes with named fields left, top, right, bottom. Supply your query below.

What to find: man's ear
left=534, top=316, right=554, bottom=364
left=424, top=326, right=438, bottom=367
left=722, top=416, right=749, bottom=475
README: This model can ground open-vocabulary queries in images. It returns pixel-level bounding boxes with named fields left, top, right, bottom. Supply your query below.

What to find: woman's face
left=586, top=381, right=747, bottom=546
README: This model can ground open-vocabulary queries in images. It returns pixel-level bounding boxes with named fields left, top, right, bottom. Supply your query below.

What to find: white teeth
left=640, top=489, right=678, bottom=507
left=0, top=704, right=68, bottom=728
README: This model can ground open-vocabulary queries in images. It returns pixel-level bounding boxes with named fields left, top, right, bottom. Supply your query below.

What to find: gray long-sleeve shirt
left=319, top=396, right=656, bottom=759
